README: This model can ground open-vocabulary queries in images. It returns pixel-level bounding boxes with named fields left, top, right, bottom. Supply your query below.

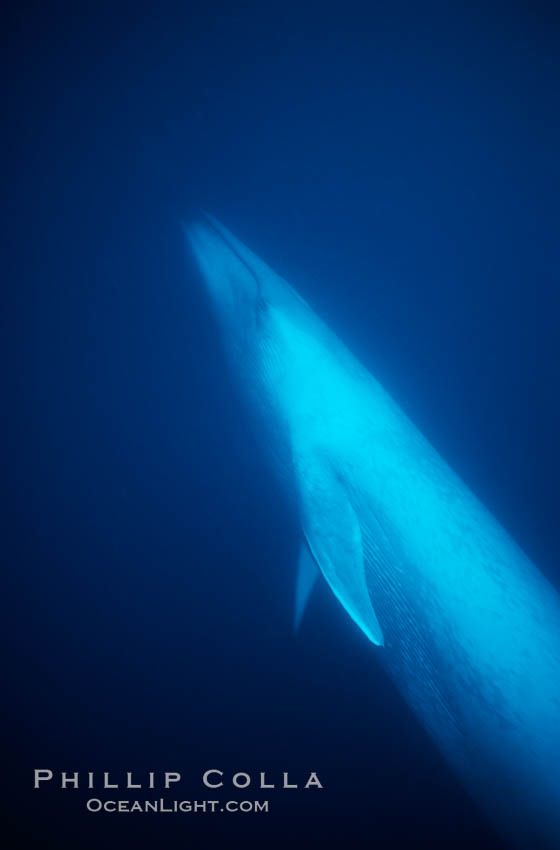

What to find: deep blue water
left=7, top=2, right=559, bottom=848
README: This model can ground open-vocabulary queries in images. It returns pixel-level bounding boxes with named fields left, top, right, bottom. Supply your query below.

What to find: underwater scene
left=8, top=2, right=559, bottom=848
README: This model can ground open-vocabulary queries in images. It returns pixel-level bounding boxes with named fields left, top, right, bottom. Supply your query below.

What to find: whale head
left=184, top=214, right=318, bottom=363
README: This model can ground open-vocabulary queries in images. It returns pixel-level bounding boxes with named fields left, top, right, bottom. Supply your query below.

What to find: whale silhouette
left=185, top=214, right=560, bottom=849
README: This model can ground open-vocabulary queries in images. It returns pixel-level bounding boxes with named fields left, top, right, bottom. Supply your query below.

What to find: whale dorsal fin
left=296, top=455, right=384, bottom=647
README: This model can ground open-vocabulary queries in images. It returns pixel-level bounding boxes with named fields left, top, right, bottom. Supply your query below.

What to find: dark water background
left=7, top=2, right=559, bottom=847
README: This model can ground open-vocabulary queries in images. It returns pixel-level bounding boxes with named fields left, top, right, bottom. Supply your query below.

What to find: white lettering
left=34, top=769, right=53, bottom=789
left=164, top=772, right=181, bottom=788
left=305, top=772, right=323, bottom=789
left=233, top=772, right=251, bottom=788
left=283, top=772, right=297, bottom=789
left=103, top=772, right=118, bottom=789
left=203, top=769, right=223, bottom=788
left=260, top=772, right=275, bottom=788
left=61, top=772, right=79, bottom=789
left=126, top=772, right=141, bottom=789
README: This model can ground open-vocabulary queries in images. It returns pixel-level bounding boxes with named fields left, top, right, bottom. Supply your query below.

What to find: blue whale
left=186, top=214, right=560, bottom=849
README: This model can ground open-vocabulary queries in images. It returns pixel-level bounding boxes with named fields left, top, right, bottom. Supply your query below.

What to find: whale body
left=185, top=214, right=560, bottom=849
